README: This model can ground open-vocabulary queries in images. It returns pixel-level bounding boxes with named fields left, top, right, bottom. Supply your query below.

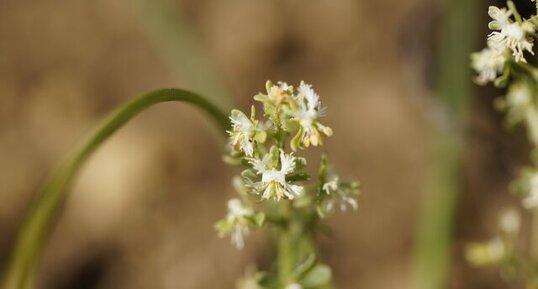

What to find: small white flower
left=228, top=110, right=258, bottom=157
left=249, top=150, right=303, bottom=200
left=225, top=198, right=254, bottom=250
left=487, top=237, right=506, bottom=262
left=322, top=176, right=358, bottom=212
left=488, top=22, right=534, bottom=63
left=488, top=6, right=512, bottom=30
left=236, top=266, right=264, bottom=289
left=322, top=177, right=339, bottom=195
left=291, top=81, right=333, bottom=148
left=268, top=81, right=292, bottom=105
left=339, top=194, right=358, bottom=211
left=502, top=82, right=533, bottom=125
left=507, top=83, right=532, bottom=107
left=285, top=283, right=303, bottom=289
left=227, top=198, right=254, bottom=220
left=499, top=208, right=520, bottom=235
left=523, top=173, right=538, bottom=209
left=471, top=46, right=506, bottom=85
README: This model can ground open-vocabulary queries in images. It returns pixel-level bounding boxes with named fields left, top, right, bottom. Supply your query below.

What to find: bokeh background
left=0, top=0, right=534, bottom=288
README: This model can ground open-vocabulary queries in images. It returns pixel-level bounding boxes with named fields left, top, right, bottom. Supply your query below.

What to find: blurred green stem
left=2, top=88, right=229, bottom=289
left=277, top=201, right=295, bottom=286
left=135, top=0, right=234, bottom=110
left=278, top=226, right=294, bottom=285
left=412, top=0, right=479, bottom=288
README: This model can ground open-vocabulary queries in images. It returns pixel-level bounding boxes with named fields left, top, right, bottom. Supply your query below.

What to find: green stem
left=278, top=227, right=294, bottom=285
left=413, top=133, right=463, bottom=289
left=277, top=201, right=295, bottom=286
left=412, top=0, right=479, bottom=288
left=2, top=88, right=229, bottom=289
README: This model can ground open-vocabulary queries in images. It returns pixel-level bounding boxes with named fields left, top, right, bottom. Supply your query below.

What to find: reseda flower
left=236, top=266, right=264, bottom=289
left=228, top=109, right=266, bottom=157
left=216, top=198, right=255, bottom=250
left=488, top=6, right=512, bottom=30
left=321, top=176, right=359, bottom=213
left=499, top=208, right=521, bottom=235
left=322, top=177, right=339, bottom=195
left=507, top=82, right=532, bottom=108
left=523, top=172, right=538, bottom=209
left=249, top=150, right=303, bottom=200
left=254, top=81, right=293, bottom=106
left=285, top=283, right=303, bottom=289
left=471, top=46, right=506, bottom=85
left=487, top=11, right=534, bottom=63
left=290, top=81, right=333, bottom=150
left=218, top=80, right=360, bottom=284
left=498, top=82, right=534, bottom=125
left=268, top=81, right=292, bottom=105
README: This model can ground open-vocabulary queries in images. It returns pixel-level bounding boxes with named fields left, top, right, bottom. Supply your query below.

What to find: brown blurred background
left=0, top=0, right=533, bottom=288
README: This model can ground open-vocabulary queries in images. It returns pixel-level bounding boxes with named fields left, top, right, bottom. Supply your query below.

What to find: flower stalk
left=412, top=0, right=479, bottom=288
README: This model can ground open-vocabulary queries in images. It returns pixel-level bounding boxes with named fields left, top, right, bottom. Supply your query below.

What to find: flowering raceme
left=487, top=6, right=534, bottom=63
left=216, top=81, right=360, bottom=289
left=468, top=1, right=538, bottom=285
left=471, top=3, right=537, bottom=87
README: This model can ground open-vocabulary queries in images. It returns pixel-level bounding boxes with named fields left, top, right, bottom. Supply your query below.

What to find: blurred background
left=0, top=0, right=535, bottom=288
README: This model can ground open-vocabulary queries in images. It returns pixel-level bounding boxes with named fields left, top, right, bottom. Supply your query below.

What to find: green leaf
left=3, top=88, right=229, bottom=289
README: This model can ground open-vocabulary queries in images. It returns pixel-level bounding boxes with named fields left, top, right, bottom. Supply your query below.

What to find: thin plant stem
left=412, top=0, right=480, bottom=288
left=277, top=200, right=295, bottom=286
left=2, top=88, right=229, bottom=289
left=135, top=0, right=234, bottom=111
left=278, top=226, right=294, bottom=284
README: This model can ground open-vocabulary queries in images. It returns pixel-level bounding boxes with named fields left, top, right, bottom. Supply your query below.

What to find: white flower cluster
left=471, top=4, right=535, bottom=85
left=216, top=81, right=360, bottom=251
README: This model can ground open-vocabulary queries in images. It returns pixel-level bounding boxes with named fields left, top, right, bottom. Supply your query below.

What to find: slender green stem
left=277, top=227, right=294, bottom=284
left=413, top=133, right=463, bottom=289
left=277, top=201, right=295, bottom=286
left=412, top=0, right=479, bottom=288
left=135, top=0, right=234, bottom=110
left=2, top=88, right=229, bottom=289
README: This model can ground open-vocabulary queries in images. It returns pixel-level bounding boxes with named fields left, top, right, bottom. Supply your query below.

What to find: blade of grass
left=2, top=88, right=229, bottom=289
